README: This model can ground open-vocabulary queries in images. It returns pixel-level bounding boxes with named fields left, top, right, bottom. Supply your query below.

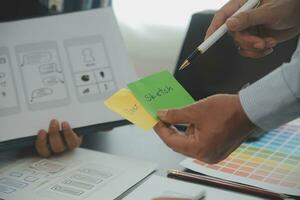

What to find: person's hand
left=35, top=119, right=82, bottom=157
left=205, top=0, right=300, bottom=58
left=153, top=94, right=256, bottom=163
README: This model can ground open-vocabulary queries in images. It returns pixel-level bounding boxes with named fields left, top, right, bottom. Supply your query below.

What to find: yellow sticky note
left=104, top=88, right=158, bottom=130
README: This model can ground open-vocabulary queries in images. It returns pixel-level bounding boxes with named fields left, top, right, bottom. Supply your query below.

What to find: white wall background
left=112, top=0, right=228, bottom=77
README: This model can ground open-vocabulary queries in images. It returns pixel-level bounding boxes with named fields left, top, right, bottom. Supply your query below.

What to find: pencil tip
left=179, top=60, right=189, bottom=70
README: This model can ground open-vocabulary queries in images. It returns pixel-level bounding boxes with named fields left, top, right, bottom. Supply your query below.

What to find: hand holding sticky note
left=104, top=70, right=195, bottom=130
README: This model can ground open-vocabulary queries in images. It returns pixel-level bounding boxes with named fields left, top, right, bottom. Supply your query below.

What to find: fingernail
left=254, top=43, right=264, bottom=49
left=62, top=121, right=68, bottom=130
left=157, top=110, right=168, bottom=119
left=264, top=48, right=273, bottom=55
left=38, top=131, right=47, bottom=139
left=61, top=122, right=67, bottom=130
left=267, top=40, right=277, bottom=48
left=51, top=119, right=57, bottom=124
left=226, top=17, right=240, bottom=30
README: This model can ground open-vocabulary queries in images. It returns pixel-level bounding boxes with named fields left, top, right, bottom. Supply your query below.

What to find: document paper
left=123, top=175, right=205, bottom=200
left=0, top=8, right=137, bottom=142
left=0, top=148, right=157, bottom=200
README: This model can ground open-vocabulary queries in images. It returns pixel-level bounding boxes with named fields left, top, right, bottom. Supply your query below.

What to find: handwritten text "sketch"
left=144, top=86, right=173, bottom=102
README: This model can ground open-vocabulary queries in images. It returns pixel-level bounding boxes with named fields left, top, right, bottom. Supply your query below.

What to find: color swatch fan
left=104, top=70, right=195, bottom=130
left=181, top=120, right=300, bottom=196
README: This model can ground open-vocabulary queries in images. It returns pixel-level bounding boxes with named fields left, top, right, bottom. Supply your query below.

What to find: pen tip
left=179, top=60, right=190, bottom=70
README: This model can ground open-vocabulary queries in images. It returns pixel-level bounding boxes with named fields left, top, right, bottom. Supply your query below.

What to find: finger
left=185, top=124, right=195, bottom=136
left=269, top=26, right=300, bottom=43
left=251, top=26, right=278, bottom=47
left=62, top=121, right=81, bottom=150
left=232, top=31, right=271, bottom=51
left=205, top=0, right=246, bottom=39
left=154, top=121, right=196, bottom=156
left=48, top=119, right=66, bottom=154
left=157, top=106, right=196, bottom=125
left=35, top=130, right=51, bottom=158
left=239, top=48, right=273, bottom=58
left=206, top=11, right=228, bottom=40
left=262, top=37, right=277, bottom=49
left=226, top=5, right=275, bottom=31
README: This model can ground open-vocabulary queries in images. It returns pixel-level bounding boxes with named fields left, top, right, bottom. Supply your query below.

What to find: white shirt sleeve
left=239, top=37, right=300, bottom=131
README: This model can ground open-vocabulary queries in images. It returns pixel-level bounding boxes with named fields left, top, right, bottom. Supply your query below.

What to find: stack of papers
left=0, top=148, right=157, bottom=200
left=105, top=70, right=195, bottom=130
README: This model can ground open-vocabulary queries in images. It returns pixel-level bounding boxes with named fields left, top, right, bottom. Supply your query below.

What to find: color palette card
left=104, top=70, right=195, bottom=130
left=181, top=120, right=300, bottom=196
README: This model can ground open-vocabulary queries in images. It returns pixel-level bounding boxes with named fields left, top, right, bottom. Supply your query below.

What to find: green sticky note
left=128, top=70, right=195, bottom=118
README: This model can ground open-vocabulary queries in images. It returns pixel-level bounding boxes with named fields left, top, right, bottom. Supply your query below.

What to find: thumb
left=157, top=107, right=195, bottom=125
left=226, top=6, right=271, bottom=31
left=269, top=26, right=300, bottom=43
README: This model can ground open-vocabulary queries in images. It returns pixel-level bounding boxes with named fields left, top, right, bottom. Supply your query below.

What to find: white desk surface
left=82, top=125, right=266, bottom=200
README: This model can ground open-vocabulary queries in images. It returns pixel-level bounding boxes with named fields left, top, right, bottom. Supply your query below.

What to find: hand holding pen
left=179, top=0, right=260, bottom=70
left=180, top=0, right=300, bottom=69
left=206, top=0, right=300, bottom=59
